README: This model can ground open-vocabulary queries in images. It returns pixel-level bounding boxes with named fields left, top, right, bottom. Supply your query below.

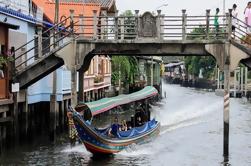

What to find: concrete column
left=65, top=100, right=69, bottom=124
left=217, top=68, right=220, bottom=89
left=93, top=10, right=98, bottom=39
left=157, top=10, right=162, bottom=40
left=49, top=94, right=57, bottom=141
left=79, top=14, right=84, bottom=35
left=245, top=67, right=248, bottom=97
left=78, top=69, right=84, bottom=102
left=238, top=68, right=241, bottom=91
left=234, top=69, right=237, bottom=97
left=114, top=10, right=119, bottom=40
left=118, top=63, right=121, bottom=93
left=92, top=90, right=95, bottom=101
left=13, top=91, right=19, bottom=142
left=182, top=9, right=187, bottom=41
left=21, top=90, right=29, bottom=138
left=101, top=10, right=107, bottom=40
left=206, top=9, right=210, bottom=39
left=61, top=100, right=65, bottom=127
left=120, top=17, right=125, bottom=40
left=135, top=10, right=139, bottom=39
left=241, top=67, right=244, bottom=94
left=151, top=56, right=153, bottom=86
left=37, top=26, right=43, bottom=58
left=71, top=67, right=78, bottom=107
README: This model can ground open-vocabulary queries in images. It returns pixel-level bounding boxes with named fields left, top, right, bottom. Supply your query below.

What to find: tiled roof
left=82, top=0, right=114, bottom=9
left=32, top=0, right=101, bottom=35
left=33, top=0, right=101, bottom=23
left=45, top=0, right=114, bottom=8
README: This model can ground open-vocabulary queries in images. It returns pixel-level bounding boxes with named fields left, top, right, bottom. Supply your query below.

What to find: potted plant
left=0, top=54, right=13, bottom=68
left=0, top=54, right=13, bottom=79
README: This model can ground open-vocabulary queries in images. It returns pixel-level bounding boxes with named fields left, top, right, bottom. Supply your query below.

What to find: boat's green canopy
left=79, top=86, right=158, bottom=116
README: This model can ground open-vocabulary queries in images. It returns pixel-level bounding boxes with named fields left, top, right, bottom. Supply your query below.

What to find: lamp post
left=223, top=0, right=225, bottom=16
left=155, top=3, right=168, bottom=10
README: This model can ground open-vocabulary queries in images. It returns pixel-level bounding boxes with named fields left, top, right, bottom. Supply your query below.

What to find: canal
left=1, top=83, right=251, bottom=165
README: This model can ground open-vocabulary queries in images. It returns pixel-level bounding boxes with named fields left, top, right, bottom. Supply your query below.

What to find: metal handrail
left=14, top=16, right=70, bottom=53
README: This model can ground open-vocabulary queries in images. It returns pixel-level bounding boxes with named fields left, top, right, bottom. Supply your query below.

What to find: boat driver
left=108, top=117, right=119, bottom=137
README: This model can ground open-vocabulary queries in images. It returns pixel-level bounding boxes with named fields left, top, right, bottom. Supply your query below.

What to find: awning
left=0, top=21, right=19, bottom=29
left=79, top=86, right=158, bottom=116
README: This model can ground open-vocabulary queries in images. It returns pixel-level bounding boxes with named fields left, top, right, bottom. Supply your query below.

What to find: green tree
left=111, top=56, right=139, bottom=86
left=185, top=26, right=216, bottom=79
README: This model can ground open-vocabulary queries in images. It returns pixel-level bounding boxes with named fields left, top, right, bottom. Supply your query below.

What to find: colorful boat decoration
left=68, top=86, right=160, bottom=155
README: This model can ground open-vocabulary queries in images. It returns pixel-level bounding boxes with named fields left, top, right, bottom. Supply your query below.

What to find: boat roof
left=79, top=86, right=158, bottom=116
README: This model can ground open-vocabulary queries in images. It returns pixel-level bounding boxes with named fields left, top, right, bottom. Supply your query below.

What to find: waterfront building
left=29, top=0, right=114, bottom=104
left=0, top=0, right=44, bottom=143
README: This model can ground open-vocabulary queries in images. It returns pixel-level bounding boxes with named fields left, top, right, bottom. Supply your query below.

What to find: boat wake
left=151, top=90, right=222, bottom=135
left=61, top=144, right=90, bottom=154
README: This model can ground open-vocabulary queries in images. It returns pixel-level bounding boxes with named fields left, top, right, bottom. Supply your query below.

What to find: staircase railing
left=231, top=16, right=251, bottom=45
left=12, top=15, right=75, bottom=76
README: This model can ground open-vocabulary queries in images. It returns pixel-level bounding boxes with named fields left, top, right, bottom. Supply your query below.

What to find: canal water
left=1, top=83, right=251, bottom=165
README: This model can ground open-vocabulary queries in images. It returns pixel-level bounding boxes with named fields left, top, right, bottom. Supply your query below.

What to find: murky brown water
left=1, top=83, right=251, bottom=165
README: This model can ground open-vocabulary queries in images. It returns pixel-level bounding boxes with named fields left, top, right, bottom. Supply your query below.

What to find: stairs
left=12, top=17, right=75, bottom=89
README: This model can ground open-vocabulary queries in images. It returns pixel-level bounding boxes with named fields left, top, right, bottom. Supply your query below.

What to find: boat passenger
left=119, top=120, right=128, bottom=131
left=108, top=117, right=120, bottom=137
left=135, top=116, right=143, bottom=127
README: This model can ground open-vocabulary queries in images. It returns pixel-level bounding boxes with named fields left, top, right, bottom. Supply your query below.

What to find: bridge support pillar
left=71, top=67, right=78, bottom=108
left=78, top=69, right=84, bottom=102
left=12, top=91, right=19, bottom=144
left=49, top=94, right=57, bottom=142
left=20, top=90, right=29, bottom=139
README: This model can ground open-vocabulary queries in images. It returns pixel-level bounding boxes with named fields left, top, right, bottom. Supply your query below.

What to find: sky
left=116, top=0, right=247, bottom=20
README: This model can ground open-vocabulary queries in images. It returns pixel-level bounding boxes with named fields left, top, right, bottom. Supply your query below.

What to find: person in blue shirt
left=108, top=117, right=119, bottom=137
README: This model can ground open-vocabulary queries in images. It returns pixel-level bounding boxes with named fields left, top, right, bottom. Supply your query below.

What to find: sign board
left=12, top=83, right=20, bottom=93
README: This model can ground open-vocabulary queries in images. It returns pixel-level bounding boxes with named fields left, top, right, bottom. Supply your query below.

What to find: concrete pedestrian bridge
left=10, top=9, right=251, bottom=159
left=12, top=9, right=251, bottom=90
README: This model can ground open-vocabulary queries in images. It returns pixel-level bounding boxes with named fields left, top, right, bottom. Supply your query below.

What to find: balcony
left=94, top=75, right=104, bottom=86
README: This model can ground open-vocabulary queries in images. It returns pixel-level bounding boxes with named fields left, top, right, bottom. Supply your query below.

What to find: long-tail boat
left=68, top=86, right=160, bottom=155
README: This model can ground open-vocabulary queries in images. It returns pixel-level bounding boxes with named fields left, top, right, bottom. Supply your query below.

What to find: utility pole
left=50, top=0, right=59, bottom=142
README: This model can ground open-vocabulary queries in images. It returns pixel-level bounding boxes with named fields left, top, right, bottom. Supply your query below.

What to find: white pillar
left=238, top=67, right=241, bottom=91
left=241, top=67, right=244, bottom=94
left=234, top=69, right=237, bottom=97
left=245, top=67, right=248, bottom=97
left=217, top=68, right=220, bottom=89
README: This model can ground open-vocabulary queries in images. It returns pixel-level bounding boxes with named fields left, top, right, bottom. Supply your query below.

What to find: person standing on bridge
left=214, top=8, right=220, bottom=38
left=232, top=4, right=238, bottom=39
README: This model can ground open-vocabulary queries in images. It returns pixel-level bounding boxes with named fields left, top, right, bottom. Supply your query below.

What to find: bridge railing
left=73, top=14, right=137, bottom=40
left=72, top=9, right=232, bottom=41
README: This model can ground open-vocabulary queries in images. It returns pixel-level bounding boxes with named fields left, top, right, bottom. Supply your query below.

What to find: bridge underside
left=78, top=41, right=214, bottom=72
left=14, top=55, right=64, bottom=89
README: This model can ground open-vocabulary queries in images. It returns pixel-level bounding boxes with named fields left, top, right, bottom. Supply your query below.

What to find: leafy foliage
left=111, top=56, right=139, bottom=85
left=0, top=55, right=13, bottom=69
left=185, top=26, right=216, bottom=79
